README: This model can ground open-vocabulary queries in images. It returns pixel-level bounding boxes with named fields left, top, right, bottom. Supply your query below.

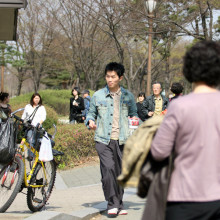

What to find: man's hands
left=148, top=111, right=154, bottom=117
left=89, top=120, right=97, bottom=130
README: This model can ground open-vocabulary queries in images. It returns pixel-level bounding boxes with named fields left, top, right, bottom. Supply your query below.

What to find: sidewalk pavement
left=0, top=164, right=146, bottom=220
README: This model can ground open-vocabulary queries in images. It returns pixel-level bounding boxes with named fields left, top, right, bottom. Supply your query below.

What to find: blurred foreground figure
left=150, top=41, right=220, bottom=220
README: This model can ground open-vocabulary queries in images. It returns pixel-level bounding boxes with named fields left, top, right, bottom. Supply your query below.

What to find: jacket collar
left=104, top=85, right=127, bottom=97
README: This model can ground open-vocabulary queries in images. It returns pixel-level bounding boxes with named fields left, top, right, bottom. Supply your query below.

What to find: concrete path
left=0, top=164, right=146, bottom=220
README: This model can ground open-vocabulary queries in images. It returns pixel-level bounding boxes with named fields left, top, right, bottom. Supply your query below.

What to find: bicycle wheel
left=27, top=159, right=56, bottom=212
left=0, top=156, right=24, bottom=213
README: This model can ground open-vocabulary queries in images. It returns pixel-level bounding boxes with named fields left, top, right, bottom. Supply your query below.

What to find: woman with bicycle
left=21, top=93, right=46, bottom=160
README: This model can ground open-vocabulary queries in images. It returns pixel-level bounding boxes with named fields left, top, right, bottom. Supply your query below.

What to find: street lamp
left=145, top=0, right=156, bottom=96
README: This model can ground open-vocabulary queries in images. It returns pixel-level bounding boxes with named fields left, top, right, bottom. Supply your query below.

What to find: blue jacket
left=85, top=86, right=138, bottom=145
left=82, top=96, right=91, bottom=117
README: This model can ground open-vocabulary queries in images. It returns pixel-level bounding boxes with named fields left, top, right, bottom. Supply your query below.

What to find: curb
left=25, top=188, right=136, bottom=220
left=25, top=203, right=106, bottom=220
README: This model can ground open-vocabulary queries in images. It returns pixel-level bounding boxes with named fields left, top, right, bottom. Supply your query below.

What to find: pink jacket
left=151, top=92, right=220, bottom=202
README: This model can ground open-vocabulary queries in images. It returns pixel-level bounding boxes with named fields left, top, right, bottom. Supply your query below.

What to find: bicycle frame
left=18, top=137, right=48, bottom=188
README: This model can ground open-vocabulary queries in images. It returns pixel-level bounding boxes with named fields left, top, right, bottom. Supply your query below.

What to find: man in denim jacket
left=85, top=62, right=138, bottom=216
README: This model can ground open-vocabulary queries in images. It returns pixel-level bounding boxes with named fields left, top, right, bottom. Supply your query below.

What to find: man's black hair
left=171, top=82, right=183, bottom=95
left=183, top=40, right=220, bottom=87
left=105, top=62, right=125, bottom=78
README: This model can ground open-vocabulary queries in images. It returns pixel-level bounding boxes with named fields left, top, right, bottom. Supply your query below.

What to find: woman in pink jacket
left=151, top=41, right=220, bottom=220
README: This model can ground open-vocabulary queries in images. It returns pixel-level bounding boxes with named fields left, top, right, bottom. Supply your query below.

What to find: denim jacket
left=85, top=86, right=138, bottom=145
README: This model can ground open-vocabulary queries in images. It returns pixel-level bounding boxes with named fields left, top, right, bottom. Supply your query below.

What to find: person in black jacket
left=136, top=92, right=146, bottom=123
left=69, top=87, right=84, bottom=124
left=142, top=82, right=169, bottom=119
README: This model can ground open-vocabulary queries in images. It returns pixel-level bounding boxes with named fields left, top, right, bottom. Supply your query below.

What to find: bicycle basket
left=0, top=119, right=17, bottom=165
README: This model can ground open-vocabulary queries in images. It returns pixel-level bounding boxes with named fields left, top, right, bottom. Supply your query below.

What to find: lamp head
left=146, top=0, right=157, bottom=14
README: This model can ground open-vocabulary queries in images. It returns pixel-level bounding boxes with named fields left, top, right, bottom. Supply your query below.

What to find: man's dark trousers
left=95, top=140, right=124, bottom=210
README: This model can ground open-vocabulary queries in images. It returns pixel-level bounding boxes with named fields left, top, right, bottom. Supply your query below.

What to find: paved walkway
left=0, top=164, right=146, bottom=220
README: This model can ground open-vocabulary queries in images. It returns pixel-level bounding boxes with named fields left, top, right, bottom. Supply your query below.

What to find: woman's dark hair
left=183, top=40, right=220, bottom=87
left=0, top=92, right=9, bottom=102
left=138, top=92, right=146, bottom=99
left=170, top=83, right=183, bottom=95
left=105, top=62, right=125, bottom=78
left=30, top=93, right=43, bottom=106
left=71, top=87, right=81, bottom=96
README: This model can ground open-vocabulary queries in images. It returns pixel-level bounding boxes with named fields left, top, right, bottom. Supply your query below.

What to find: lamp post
left=145, top=0, right=156, bottom=96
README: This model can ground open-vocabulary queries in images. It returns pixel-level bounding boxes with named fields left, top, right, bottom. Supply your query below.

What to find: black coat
left=141, top=95, right=169, bottom=119
left=69, top=96, right=85, bottom=121
left=136, top=102, right=147, bottom=122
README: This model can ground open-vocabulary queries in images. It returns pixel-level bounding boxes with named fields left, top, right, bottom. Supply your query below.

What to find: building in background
left=0, top=0, right=27, bottom=41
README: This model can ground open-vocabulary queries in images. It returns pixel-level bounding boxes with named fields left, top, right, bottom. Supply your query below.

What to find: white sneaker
left=107, top=208, right=118, bottom=215
left=118, top=210, right=128, bottom=215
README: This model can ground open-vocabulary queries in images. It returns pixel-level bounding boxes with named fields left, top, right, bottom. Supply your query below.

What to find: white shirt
left=21, top=104, right=46, bottom=127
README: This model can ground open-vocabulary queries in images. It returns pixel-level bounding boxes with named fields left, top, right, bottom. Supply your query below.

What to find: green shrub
left=39, top=90, right=70, bottom=115
left=50, top=123, right=97, bottom=169
left=43, top=106, right=58, bottom=130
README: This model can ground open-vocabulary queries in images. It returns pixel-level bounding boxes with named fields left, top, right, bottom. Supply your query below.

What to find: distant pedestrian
left=136, top=92, right=146, bottom=123
left=69, top=87, right=84, bottom=124
left=150, top=40, right=220, bottom=220
left=170, top=82, right=183, bottom=101
left=142, top=82, right=169, bottom=119
left=82, top=90, right=91, bottom=121
left=0, top=92, right=11, bottom=122
left=85, top=62, right=138, bottom=217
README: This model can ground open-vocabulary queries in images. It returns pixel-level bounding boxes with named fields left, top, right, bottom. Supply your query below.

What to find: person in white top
left=21, top=93, right=46, bottom=160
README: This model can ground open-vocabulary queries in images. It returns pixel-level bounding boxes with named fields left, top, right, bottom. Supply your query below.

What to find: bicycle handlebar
left=10, top=108, right=25, bottom=116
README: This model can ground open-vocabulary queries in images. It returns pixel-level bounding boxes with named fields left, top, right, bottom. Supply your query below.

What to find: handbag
left=39, top=132, right=53, bottom=162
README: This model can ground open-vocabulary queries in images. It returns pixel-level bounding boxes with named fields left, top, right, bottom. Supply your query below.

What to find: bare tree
left=18, top=0, right=56, bottom=92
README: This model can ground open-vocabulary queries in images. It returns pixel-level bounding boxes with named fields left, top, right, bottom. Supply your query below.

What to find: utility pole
left=1, top=44, right=5, bottom=92
left=1, top=65, right=4, bottom=92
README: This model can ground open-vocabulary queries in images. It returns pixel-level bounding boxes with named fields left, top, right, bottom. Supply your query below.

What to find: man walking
left=85, top=62, right=138, bottom=216
left=142, top=82, right=169, bottom=119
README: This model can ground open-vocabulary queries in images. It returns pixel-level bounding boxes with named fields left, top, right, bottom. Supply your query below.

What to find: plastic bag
left=0, top=119, right=16, bottom=165
left=39, top=132, right=53, bottom=162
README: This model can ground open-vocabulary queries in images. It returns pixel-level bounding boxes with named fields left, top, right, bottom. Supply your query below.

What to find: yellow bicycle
left=0, top=108, right=64, bottom=212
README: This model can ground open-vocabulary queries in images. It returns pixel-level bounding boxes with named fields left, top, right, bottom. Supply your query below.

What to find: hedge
left=50, top=123, right=97, bottom=169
